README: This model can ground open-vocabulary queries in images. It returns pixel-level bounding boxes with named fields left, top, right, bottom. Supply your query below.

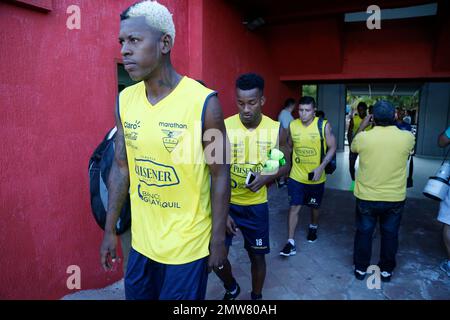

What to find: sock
left=251, top=292, right=262, bottom=300
left=309, top=224, right=318, bottom=229
left=288, top=239, right=295, bottom=246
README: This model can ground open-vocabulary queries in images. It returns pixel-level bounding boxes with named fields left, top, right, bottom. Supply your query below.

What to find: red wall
left=268, top=17, right=450, bottom=81
left=0, top=0, right=189, bottom=299
left=201, top=1, right=299, bottom=120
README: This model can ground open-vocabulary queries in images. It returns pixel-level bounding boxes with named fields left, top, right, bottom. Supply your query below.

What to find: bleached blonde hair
left=121, top=0, right=176, bottom=45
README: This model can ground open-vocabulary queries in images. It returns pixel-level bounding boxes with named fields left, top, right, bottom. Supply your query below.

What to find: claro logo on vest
left=124, top=120, right=141, bottom=130
left=134, top=159, right=180, bottom=187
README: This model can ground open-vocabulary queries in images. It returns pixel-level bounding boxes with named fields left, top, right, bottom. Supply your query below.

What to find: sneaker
left=439, top=261, right=450, bottom=277
left=279, top=242, right=296, bottom=256
left=380, top=271, right=392, bottom=282
left=307, top=227, right=317, bottom=243
left=223, top=282, right=240, bottom=300
left=354, top=269, right=366, bottom=280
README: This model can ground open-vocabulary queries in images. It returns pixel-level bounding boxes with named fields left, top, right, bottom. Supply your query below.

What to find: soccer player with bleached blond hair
left=100, top=0, right=230, bottom=300
left=120, top=0, right=175, bottom=44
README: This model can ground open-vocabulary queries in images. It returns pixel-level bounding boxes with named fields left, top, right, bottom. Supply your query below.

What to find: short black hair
left=373, top=100, right=395, bottom=126
left=120, top=4, right=132, bottom=20
left=357, top=102, right=368, bottom=110
left=316, top=110, right=325, bottom=118
left=236, top=73, right=264, bottom=92
left=299, top=96, right=316, bottom=108
left=284, top=98, right=296, bottom=108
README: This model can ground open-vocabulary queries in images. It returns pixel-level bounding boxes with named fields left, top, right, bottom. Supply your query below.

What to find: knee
left=249, top=254, right=266, bottom=267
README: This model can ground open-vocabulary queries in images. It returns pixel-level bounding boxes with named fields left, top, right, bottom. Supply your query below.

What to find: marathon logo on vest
left=159, top=122, right=188, bottom=153
left=134, top=159, right=180, bottom=187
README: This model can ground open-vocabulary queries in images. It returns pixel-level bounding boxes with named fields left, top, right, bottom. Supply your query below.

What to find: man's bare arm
left=311, top=122, right=337, bottom=181
left=100, top=104, right=130, bottom=270
left=202, top=95, right=229, bottom=272
left=347, top=118, right=354, bottom=144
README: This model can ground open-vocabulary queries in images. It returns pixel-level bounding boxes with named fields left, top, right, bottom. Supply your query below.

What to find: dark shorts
left=225, top=203, right=270, bottom=254
left=124, top=247, right=208, bottom=300
left=287, top=178, right=325, bottom=208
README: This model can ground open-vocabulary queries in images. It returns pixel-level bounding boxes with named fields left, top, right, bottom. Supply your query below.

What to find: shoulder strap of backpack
left=317, top=118, right=325, bottom=162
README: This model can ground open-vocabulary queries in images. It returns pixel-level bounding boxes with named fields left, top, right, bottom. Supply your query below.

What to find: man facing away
left=100, top=0, right=229, bottom=300
left=276, top=98, right=295, bottom=187
left=214, top=73, right=290, bottom=300
left=278, top=98, right=295, bottom=130
left=351, top=100, right=415, bottom=282
left=280, top=96, right=337, bottom=256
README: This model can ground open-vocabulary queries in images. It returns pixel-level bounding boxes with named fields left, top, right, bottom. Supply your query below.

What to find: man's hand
left=360, top=114, right=373, bottom=130
left=246, top=173, right=271, bottom=193
left=312, top=166, right=325, bottom=181
left=100, top=231, right=118, bottom=271
left=208, top=241, right=227, bottom=273
left=226, top=215, right=238, bottom=235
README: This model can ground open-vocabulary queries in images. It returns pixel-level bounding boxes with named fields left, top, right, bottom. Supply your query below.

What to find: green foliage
left=302, top=85, right=317, bottom=101
left=347, top=94, right=419, bottom=111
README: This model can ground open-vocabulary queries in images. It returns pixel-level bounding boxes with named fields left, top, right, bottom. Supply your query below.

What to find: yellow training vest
left=225, top=114, right=280, bottom=205
left=289, top=117, right=326, bottom=184
left=352, top=114, right=371, bottom=136
left=119, top=77, right=215, bottom=265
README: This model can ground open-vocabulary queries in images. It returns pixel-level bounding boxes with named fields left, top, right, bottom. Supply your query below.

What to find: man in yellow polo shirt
left=351, top=100, right=415, bottom=282
left=99, top=0, right=229, bottom=300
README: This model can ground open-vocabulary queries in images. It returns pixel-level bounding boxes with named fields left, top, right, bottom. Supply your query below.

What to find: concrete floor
left=63, top=151, right=450, bottom=300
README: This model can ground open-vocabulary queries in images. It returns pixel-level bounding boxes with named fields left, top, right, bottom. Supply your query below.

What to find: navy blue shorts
left=287, top=178, right=325, bottom=208
left=124, top=247, right=208, bottom=300
left=225, top=203, right=270, bottom=254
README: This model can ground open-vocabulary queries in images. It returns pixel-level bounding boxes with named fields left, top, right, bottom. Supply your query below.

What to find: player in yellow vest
left=280, top=96, right=336, bottom=257
left=347, top=102, right=369, bottom=190
left=214, top=73, right=290, bottom=300
left=100, top=0, right=229, bottom=300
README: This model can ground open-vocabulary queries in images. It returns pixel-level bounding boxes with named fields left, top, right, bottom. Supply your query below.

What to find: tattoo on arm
left=105, top=115, right=130, bottom=233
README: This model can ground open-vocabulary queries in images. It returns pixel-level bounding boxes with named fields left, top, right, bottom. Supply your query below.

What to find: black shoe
left=380, top=271, right=392, bottom=282
left=223, top=283, right=240, bottom=300
left=307, top=227, right=317, bottom=243
left=279, top=242, right=296, bottom=256
left=354, top=269, right=366, bottom=280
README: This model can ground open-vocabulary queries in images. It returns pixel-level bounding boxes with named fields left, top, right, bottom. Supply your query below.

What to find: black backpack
left=88, top=127, right=131, bottom=235
left=318, top=118, right=337, bottom=174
